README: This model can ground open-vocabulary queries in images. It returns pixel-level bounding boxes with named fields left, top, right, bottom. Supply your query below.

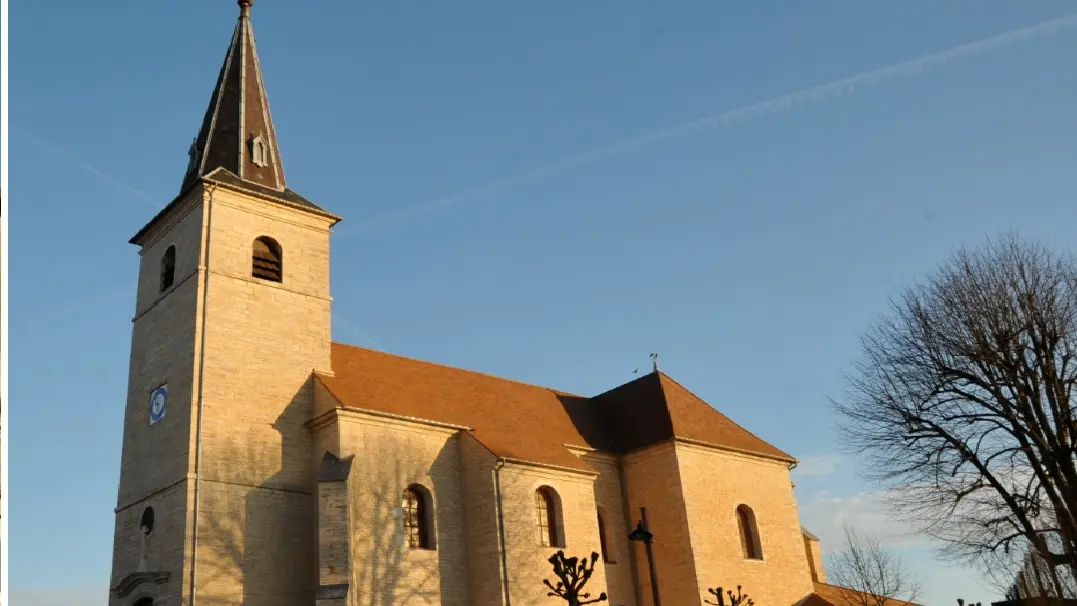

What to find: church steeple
left=181, top=0, right=286, bottom=193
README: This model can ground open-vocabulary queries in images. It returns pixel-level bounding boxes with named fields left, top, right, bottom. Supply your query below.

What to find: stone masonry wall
left=111, top=191, right=206, bottom=606
left=620, top=442, right=700, bottom=606
left=497, top=462, right=609, bottom=606
left=458, top=434, right=507, bottom=606
left=675, top=442, right=815, bottom=606
left=578, top=451, right=637, bottom=606
left=118, top=194, right=204, bottom=507
left=109, top=482, right=191, bottom=606
left=804, top=534, right=826, bottom=583
left=188, top=186, right=335, bottom=606
left=334, top=411, right=471, bottom=606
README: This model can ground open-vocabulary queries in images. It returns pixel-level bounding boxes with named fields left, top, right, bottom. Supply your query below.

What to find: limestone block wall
left=674, top=442, right=814, bottom=606
left=458, top=434, right=507, bottom=606
left=496, top=462, right=608, bottom=606
left=620, top=442, right=699, bottom=606
left=111, top=193, right=206, bottom=606
left=198, top=189, right=333, bottom=490
left=577, top=451, right=637, bottom=605
left=109, top=482, right=191, bottom=606
left=804, top=533, right=826, bottom=583
left=335, top=411, right=471, bottom=606
left=119, top=195, right=205, bottom=506
left=194, top=481, right=317, bottom=606
left=184, top=186, right=335, bottom=606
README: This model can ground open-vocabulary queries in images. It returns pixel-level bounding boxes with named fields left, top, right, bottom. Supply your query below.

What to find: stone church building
left=109, top=3, right=890, bottom=606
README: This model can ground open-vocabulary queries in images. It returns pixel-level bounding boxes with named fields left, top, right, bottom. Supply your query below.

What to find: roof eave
left=673, top=436, right=798, bottom=466
left=129, top=176, right=342, bottom=246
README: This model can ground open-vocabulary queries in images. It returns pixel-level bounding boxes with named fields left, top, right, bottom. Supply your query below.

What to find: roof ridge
left=656, top=371, right=794, bottom=461
left=327, top=341, right=586, bottom=398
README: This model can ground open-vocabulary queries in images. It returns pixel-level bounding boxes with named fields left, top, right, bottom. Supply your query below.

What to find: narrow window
left=252, top=236, right=282, bottom=283
left=250, top=136, right=268, bottom=167
left=160, top=246, right=176, bottom=292
left=535, top=487, right=558, bottom=547
left=737, top=505, right=763, bottom=560
left=141, top=507, right=155, bottom=536
left=597, top=510, right=613, bottom=563
left=402, top=486, right=433, bottom=549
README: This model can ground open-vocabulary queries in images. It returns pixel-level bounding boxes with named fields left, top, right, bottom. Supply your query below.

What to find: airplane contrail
left=341, top=12, right=1077, bottom=235
left=333, top=311, right=387, bottom=351
left=15, top=129, right=160, bottom=207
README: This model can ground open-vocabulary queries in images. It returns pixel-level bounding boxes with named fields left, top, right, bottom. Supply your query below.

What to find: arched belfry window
left=534, top=487, right=564, bottom=548
left=160, top=246, right=176, bottom=292
left=133, top=598, right=154, bottom=606
left=736, top=504, right=763, bottom=560
left=251, top=236, right=282, bottom=283
left=402, top=485, right=434, bottom=550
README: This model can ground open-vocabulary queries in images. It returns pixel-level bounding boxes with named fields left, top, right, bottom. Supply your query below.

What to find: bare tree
left=543, top=551, right=608, bottom=606
left=826, top=524, right=922, bottom=606
left=1003, top=542, right=1077, bottom=600
left=833, top=235, right=1077, bottom=594
left=705, top=585, right=755, bottom=606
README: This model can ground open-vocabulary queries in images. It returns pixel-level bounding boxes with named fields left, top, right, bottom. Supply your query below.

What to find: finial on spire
left=650, top=353, right=659, bottom=372
left=238, top=0, right=253, bottom=17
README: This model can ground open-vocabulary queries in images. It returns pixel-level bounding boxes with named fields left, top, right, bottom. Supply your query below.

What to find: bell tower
left=108, top=2, right=341, bottom=605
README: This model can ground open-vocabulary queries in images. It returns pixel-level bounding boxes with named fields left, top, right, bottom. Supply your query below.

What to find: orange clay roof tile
left=315, top=342, right=794, bottom=471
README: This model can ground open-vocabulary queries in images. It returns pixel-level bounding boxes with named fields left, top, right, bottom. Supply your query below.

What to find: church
left=107, top=3, right=894, bottom=606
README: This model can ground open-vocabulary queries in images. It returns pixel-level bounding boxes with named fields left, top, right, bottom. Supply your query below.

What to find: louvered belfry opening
left=252, top=236, right=283, bottom=282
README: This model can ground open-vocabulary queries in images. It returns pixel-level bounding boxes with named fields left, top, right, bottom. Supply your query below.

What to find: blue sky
left=9, top=1, right=1077, bottom=604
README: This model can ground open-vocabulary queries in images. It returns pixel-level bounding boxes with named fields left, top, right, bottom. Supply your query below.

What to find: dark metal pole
left=641, top=507, right=662, bottom=606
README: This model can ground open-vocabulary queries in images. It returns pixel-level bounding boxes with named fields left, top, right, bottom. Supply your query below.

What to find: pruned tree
left=827, top=524, right=922, bottom=606
left=543, top=550, right=608, bottom=605
left=705, top=585, right=754, bottom=606
left=833, top=234, right=1077, bottom=595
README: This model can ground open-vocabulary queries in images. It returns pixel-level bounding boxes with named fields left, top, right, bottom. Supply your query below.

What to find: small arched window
left=160, top=246, right=176, bottom=292
left=597, top=509, right=614, bottom=563
left=402, top=485, right=434, bottom=550
left=133, top=599, right=154, bottom=606
left=141, top=507, right=155, bottom=536
left=250, top=136, right=268, bottom=167
left=535, top=487, right=563, bottom=548
left=736, top=504, right=763, bottom=560
left=252, top=236, right=282, bottom=283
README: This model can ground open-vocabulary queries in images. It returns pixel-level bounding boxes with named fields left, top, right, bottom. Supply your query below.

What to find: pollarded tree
left=834, top=234, right=1077, bottom=594
left=543, top=550, right=608, bottom=606
left=705, top=585, right=754, bottom=606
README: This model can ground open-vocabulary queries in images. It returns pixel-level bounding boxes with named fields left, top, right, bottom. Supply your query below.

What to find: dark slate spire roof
left=132, top=1, right=339, bottom=246
left=181, top=0, right=287, bottom=193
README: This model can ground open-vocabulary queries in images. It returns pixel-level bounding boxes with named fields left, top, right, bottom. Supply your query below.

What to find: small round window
left=141, top=507, right=155, bottom=536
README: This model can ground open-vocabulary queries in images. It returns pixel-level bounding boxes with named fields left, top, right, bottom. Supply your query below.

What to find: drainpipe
left=189, top=185, right=216, bottom=606
left=494, top=459, right=512, bottom=606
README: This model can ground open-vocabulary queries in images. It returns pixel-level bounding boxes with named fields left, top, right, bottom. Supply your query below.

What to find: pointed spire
left=181, top=0, right=286, bottom=193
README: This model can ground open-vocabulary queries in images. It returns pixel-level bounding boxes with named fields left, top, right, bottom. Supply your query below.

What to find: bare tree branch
left=833, top=234, right=1077, bottom=594
left=826, top=524, right=923, bottom=606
